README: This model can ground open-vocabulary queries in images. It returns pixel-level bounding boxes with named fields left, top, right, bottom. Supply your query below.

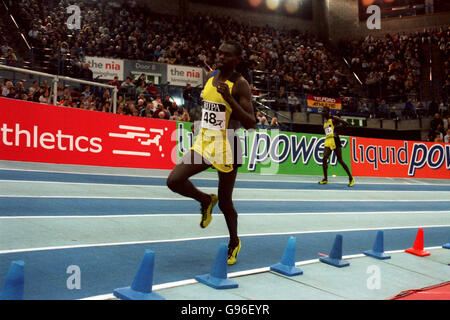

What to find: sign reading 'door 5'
left=167, top=65, right=203, bottom=87
left=85, top=56, right=124, bottom=81
left=123, top=60, right=167, bottom=85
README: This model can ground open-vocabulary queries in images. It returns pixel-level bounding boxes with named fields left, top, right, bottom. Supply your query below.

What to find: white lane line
left=0, top=211, right=449, bottom=219
left=1, top=167, right=448, bottom=186
left=1, top=225, right=449, bottom=255
left=1, top=180, right=449, bottom=193
left=0, top=179, right=390, bottom=188
left=0, top=195, right=447, bottom=201
left=79, top=246, right=445, bottom=300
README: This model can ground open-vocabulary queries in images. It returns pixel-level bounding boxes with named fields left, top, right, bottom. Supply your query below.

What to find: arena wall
left=134, top=0, right=450, bottom=42
left=1, top=98, right=448, bottom=179
left=327, top=0, right=450, bottom=42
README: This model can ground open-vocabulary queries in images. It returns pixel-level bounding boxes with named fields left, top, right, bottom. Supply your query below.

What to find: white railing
left=0, top=64, right=118, bottom=113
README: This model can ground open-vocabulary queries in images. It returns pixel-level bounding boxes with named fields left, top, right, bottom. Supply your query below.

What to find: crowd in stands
left=437, top=26, right=450, bottom=105
left=426, top=26, right=450, bottom=144
left=0, top=20, right=19, bottom=66
left=0, top=43, right=18, bottom=66
left=427, top=26, right=450, bottom=144
left=1, top=74, right=449, bottom=144
left=340, top=31, right=426, bottom=102
left=246, top=32, right=352, bottom=98
left=10, top=0, right=352, bottom=99
left=339, top=27, right=450, bottom=119
left=1, top=0, right=449, bottom=136
left=255, top=112, right=280, bottom=130
left=0, top=75, right=191, bottom=122
left=428, top=112, right=450, bottom=142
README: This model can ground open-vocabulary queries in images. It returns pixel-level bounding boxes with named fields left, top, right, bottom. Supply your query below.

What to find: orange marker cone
left=405, top=228, right=430, bottom=257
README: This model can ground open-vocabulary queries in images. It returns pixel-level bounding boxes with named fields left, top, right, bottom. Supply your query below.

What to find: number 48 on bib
left=201, top=109, right=226, bottom=130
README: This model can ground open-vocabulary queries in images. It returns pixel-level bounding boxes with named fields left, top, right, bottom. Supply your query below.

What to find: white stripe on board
left=109, top=133, right=150, bottom=139
left=0, top=211, right=449, bottom=219
left=112, top=150, right=151, bottom=156
left=79, top=246, right=444, bottom=300
left=1, top=225, right=449, bottom=255
left=118, top=125, right=146, bottom=131
left=1, top=167, right=447, bottom=186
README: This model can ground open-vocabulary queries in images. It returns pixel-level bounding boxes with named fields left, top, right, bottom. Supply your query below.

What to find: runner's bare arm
left=217, top=77, right=256, bottom=129
left=332, top=115, right=350, bottom=126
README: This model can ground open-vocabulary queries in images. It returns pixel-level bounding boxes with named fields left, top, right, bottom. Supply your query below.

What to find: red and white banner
left=351, top=137, right=450, bottom=179
left=2, top=98, right=449, bottom=179
left=167, top=64, right=203, bottom=87
left=86, top=56, right=124, bottom=81
left=0, top=98, right=177, bottom=169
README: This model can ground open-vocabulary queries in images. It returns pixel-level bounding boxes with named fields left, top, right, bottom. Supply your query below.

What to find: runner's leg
left=166, top=150, right=212, bottom=206
left=217, top=167, right=239, bottom=247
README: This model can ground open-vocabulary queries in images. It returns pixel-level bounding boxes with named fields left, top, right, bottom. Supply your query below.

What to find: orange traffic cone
left=405, top=228, right=430, bottom=257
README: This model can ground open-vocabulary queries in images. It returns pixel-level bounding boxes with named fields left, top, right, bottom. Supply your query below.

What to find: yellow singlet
left=191, top=72, right=237, bottom=173
left=323, top=118, right=336, bottom=150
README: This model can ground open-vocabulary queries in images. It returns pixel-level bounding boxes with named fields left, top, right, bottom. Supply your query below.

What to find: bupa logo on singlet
left=203, top=101, right=226, bottom=112
left=351, top=138, right=450, bottom=176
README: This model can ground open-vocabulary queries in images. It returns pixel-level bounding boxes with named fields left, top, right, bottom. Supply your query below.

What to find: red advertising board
left=2, top=98, right=449, bottom=179
left=0, top=98, right=177, bottom=169
left=351, top=137, right=450, bottom=179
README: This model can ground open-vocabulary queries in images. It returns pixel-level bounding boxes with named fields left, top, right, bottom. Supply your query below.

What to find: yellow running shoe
left=200, top=194, right=218, bottom=228
left=348, top=178, right=355, bottom=187
left=227, top=239, right=241, bottom=265
left=318, top=179, right=328, bottom=185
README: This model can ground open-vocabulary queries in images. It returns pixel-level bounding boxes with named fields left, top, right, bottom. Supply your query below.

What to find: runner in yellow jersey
left=319, top=106, right=354, bottom=187
left=166, top=40, right=256, bottom=265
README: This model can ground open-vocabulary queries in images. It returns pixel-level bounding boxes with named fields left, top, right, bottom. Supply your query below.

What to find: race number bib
left=201, top=109, right=226, bottom=130
left=325, top=126, right=333, bottom=136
